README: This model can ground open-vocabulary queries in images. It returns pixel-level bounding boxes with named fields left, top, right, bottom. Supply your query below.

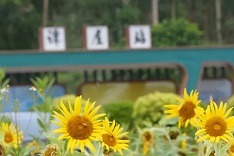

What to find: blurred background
left=2, top=0, right=234, bottom=143
left=1, top=0, right=234, bottom=111
left=1, top=0, right=233, bottom=50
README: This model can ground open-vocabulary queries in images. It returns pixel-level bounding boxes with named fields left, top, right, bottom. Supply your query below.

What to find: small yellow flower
left=0, top=123, right=23, bottom=148
left=100, top=117, right=129, bottom=155
left=26, top=140, right=41, bottom=155
left=142, top=130, right=154, bottom=155
left=52, top=96, right=105, bottom=153
left=0, top=143, right=6, bottom=156
left=164, top=88, right=203, bottom=128
left=181, top=133, right=187, bottom=149
left=228, top=140, right=234, bottom=156
left=195, top=101, right=234, bottom=144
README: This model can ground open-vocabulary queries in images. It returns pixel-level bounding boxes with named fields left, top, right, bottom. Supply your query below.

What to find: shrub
left=152, top=18, right=203, bottom=47
left=132, top=91, right=179, bottom=126
left=102, top=100, right=134, bottom=125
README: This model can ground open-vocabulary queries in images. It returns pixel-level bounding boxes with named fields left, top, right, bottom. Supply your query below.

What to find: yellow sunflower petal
left=79, top=141, right=85, bottom=152
left=195, top=129, right=206, bottom=136
left=52, top=111, right=68, bottom=124
left=67, top=138, right=76, bottom=151
left=84, top=139, right=96, bottom=152
left=52, top=128, right=67, bottom=134
left=74, top=96, right=82, bottom=115
left=87, top=104, right=102, bottom=118
left=83, top=99, right=91, bottom=115
left=91, top=113, right=106, bottom=122
left=209, top=136, right=215, bottom=142
left=215, top=136, right=221, bottom=144
left=85, top=102, right=97, bottom=117
left=60, top=101, right=71, bottom=118
left=164, top=105, right=179, bottom=108
left=224, top=107, right=233, bottom=119
left=197, top=134, right=210, bottom=142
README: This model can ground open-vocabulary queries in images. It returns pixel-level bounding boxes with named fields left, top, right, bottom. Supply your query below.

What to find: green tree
left=0, top=0, right=41, bottom=50
left=1, top=0, right=234, bottom=50
left=48, top=0, right=141, bottom=49
left=152, top=18, right=203, bottom=47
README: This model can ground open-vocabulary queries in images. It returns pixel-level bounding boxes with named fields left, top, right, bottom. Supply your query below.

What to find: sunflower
left=100, top=117, right=129, bottom=155
left=228, top=140, right=234, bottom=156
left=0, top=143, right=6, bottom=156
left=41, top=144, right=58, bottom=156
left=142, top=130, right=154, bottom=155
left=195, top=101, right=234, bottom=144
left=0, top=122, right=23, bottom=148
left=164, top=88, right=203, bottom=128
left=51, top=96, right=105, bottom=153
left=26, top=140, right=41, bottom=155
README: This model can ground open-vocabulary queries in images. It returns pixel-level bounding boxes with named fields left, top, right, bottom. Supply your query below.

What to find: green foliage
left=30, top=75, right=55, bottom=112
left=0, top=68, right=10, bottom=88
left=132, top=91, right=179, bottom=126
left=117, top=5, right=140, bottom=25
left=1, top=1, right=234, bottom=49
left=0, top=68, right=10, bottom=112
left=152, top=19, right=203, bottom=47
left=103, top=100, right=134, bottom=125
left=57, top=72, right=83, bottom=94
left=113, top=5, right=140, bottom=48
left=227, top=95, right=234, bottom=116
left=52, top=94, right=87, bottom=111
left=223, top=19, right=234, bottom=43
left=125, top=118, right=198, bottom=156
left=29, top=75, right=56, bottom=134
left=0, top=0, right=41, bottom=50
left=30, top=75, right=55, bottom=92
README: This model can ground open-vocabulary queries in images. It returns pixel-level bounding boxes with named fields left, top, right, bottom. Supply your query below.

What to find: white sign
left=85, top=26, right=109, bottom=50
left=41, top=27, right=66, bottom=51
left=128, top=25, right=151, bottom=49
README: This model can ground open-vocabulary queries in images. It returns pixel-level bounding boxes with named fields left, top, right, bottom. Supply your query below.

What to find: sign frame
left=83, top=25, right=109, bottom=50
left=39, top=27, right=66, bottom=52
left=126, top=25, right=152, bottom=49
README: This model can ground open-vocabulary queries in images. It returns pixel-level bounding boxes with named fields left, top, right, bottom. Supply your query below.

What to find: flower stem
left=214, top=142, right=221, bottom=156
left=94, top=142, right=103, bottom=156
left=198, top=142, right=204, bottom=156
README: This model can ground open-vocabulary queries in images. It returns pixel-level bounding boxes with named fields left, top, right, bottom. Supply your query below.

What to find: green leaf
left=37, top=119, right=45, bottom=129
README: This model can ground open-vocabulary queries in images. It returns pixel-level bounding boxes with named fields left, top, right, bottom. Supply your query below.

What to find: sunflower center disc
left=178, top=102, right=195, bottom=120
left=143, top=132, right=152, bottom=141
left=67, top=116, right=93, bottom=140
left=214, top=124, right=221, bottom=130
left=102, top=134, right=116, bottom=147
left=206, top=116, right=227, bottom=136
left=4, top=132, right=13, bottom=143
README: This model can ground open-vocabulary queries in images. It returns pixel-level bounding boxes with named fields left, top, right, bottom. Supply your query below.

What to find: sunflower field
left=1, top=69, right=234, bottom=156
